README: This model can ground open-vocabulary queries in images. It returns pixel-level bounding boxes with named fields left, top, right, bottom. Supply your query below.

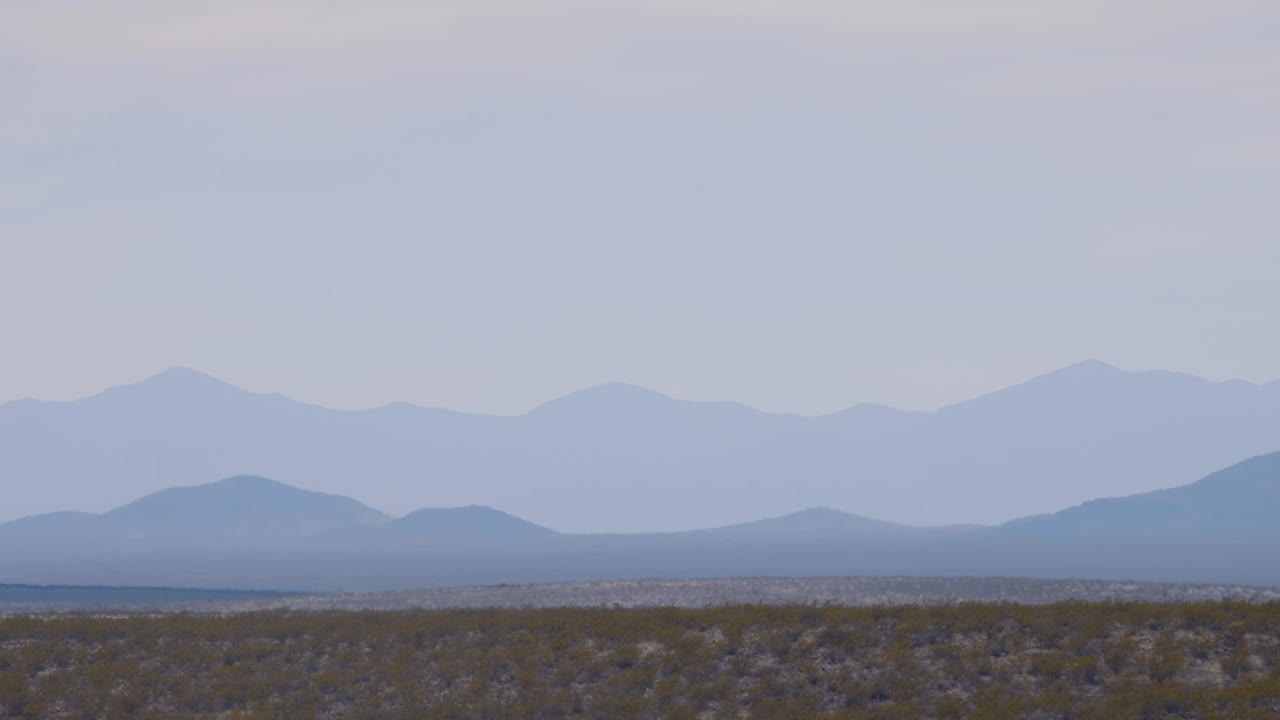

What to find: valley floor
left=234, top=576, right=1280, bottom=613
left=2, top=601, right=1279, bottom=718
left=6, top=576, right=1280, bottom=615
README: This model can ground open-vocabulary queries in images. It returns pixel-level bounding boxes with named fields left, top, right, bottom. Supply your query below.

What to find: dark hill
left=104, top=475, right=392, bottom=539
left=389, top=506, right=555, bottom=537
left=6, top=459, right=1280, bottom=589
left=700, top=507, right=913, bottom=537
left=999, top=451, right=1280, bottom=538
left=0, top=476, right=390, bottom=542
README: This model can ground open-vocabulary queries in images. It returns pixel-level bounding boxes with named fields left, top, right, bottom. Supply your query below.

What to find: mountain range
left=3, top=361, right=1279, bottom=533
left=2, top=452, right=1279, bottom=591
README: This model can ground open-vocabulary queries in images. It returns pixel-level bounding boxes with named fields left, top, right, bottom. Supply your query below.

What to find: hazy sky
left=3, top=1, right=1278, bottom=415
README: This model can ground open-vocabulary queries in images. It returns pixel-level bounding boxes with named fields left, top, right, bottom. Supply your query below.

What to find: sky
left=2, top=0, right=1278, bottom=415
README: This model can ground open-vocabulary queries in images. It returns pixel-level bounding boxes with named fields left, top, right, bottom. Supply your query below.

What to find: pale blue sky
left=3, top=1, right=1278, bottom=414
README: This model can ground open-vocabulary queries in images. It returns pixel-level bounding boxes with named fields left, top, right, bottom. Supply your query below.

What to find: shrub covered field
left=2, top=602, right=1279, bottom=719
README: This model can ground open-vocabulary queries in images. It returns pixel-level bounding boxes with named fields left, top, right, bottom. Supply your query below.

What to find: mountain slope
left=0, top=512, right=99, bottom=540
left=999, top=452, right=1280, bottom=538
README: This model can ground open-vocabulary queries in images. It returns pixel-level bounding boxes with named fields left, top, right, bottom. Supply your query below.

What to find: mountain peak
left=203, top=474, right=293, bottom=491
left=786, top=506, right=863, bottom=519
left=769, top=506, right=899, bottom=527
left=144, top=366, right=233, bottom=387
left=529, top=382, right=675, bottom=416
left=100, top=367, right=249, bottom=401
left=1036, top=359, right=1239, bottom=388
left=388, top=505, right=557, bottom=537
left=939, top=359, right=1221, bottom=416
left=709, top=506, right=906, bottom=535
left=1018, top=359, right=1130, bottom=387
left=1059, top=358, right=1121, bottom=374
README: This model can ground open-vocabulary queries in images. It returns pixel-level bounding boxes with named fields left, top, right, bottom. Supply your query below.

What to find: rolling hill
left=0, top=475, right=390, bottom=542
left=3, top=452, right=1280, bottom=591
left=327, top=505, right=557, bottom=542
left=695, top=507, right=918, bottom=538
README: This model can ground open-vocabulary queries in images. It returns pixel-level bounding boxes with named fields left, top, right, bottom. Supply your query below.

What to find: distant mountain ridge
left=5, top=451, right=1280, bottom=543
left=2, top=361, right=1279, bottom=532
left=0, top=475, right=566, bottom=546
left=3, top=453, right=1280, bottom=590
